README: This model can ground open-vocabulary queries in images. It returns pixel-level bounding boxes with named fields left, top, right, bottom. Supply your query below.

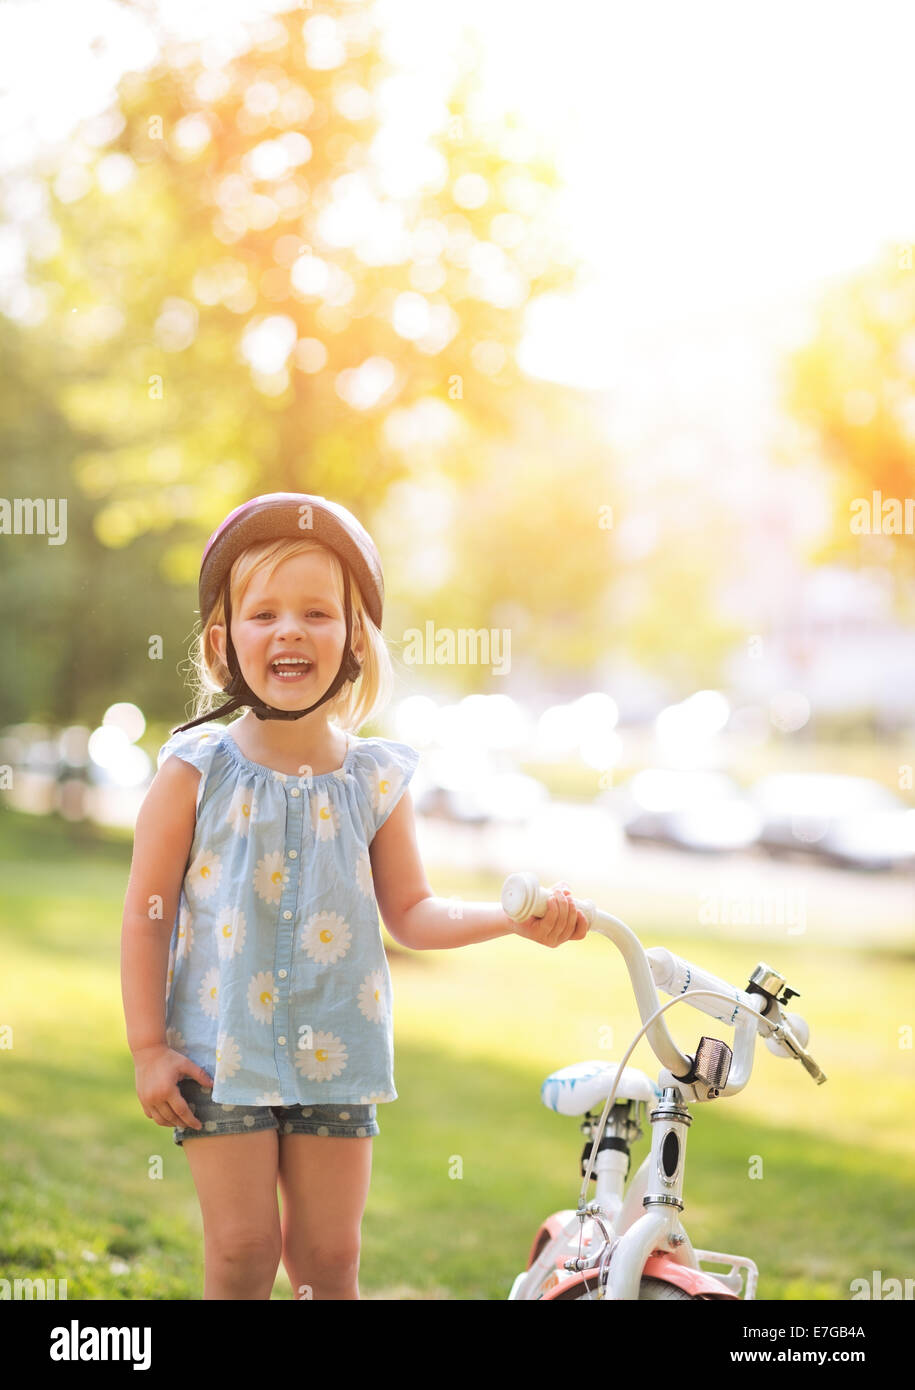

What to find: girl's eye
left=252, top=610, right=327, bottom=620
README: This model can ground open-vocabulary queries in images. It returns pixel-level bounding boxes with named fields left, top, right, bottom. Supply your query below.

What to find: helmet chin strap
left=171, top=567, right=362, bottom=735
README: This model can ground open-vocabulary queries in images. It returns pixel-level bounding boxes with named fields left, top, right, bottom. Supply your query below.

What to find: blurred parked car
left=414, top=769, right=549, bottom=826
left=749, top=773, right=915, bottom=871
left=609, top=768, right=763, bottom=853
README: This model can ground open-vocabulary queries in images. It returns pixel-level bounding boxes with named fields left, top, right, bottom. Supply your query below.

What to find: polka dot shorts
left=172, top=1077, right=379, bottom=1145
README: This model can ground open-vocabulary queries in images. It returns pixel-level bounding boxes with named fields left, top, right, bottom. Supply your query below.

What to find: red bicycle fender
left=526, top=1211, right=590, bottom=1269
left=641, top=1251, right=739, bottom=1299
left=527, top=1223, right=740, bottom=1299
left=527, top=1216, right=738, bottom=1299
left=539, top=1259, right=739, bottom=1300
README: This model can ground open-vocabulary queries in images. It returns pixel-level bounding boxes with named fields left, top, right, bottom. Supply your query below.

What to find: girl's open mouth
left=269, top=660, right=314, bottom=682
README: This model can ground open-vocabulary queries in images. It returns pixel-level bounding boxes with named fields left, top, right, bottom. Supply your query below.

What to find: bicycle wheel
left=548, top=1273, right=696, bottom=1300
left=639, top=1276, right=695, bottom=1300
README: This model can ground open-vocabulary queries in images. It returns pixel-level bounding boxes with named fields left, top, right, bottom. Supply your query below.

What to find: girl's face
left=212, top=550, right=359, bottom=708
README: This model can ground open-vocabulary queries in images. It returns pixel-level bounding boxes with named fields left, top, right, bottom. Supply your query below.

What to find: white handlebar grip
left=500, top=873, right=597, bottom=927
left=646, top=947, right=749, bottom=1025
left=764, top=1009, right=810, bottom=1058
left=501, top=873, right=549, bottom=921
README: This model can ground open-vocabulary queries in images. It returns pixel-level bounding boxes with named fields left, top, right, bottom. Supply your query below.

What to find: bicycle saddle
left=541, top=1060, right=662, bottom=1116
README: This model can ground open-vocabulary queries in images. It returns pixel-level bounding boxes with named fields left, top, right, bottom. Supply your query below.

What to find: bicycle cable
left=574, top=988, right=787, bottom=1271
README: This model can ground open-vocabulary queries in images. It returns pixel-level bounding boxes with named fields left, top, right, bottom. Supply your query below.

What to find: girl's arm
left=122, top=756, right=214, bottom=1130
left=121, top=756, right=200, bottom=1056
left=369, top=791, right=587, bottom=950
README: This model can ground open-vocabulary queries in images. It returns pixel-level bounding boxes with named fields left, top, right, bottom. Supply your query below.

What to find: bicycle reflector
left=669, top=1036, right=732, bottom=1097
left=693, top=1037, right=732, bottom=1095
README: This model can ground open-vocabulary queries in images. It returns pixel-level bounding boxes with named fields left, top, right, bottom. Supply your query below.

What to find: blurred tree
left=783, top=243, right=915, bottom=591
left=0, top=314, right=196, bottom=724
left=11, top=1, right=621, bottom=720
left=37, top=3, right=580, bottom=548
left=2, top=0, right=755, bottom=728
left=407, top=394, right=746, bottom=694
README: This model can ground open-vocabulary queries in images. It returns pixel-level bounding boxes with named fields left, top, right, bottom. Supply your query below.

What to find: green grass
left=1, top=809, right=913, bottom=1300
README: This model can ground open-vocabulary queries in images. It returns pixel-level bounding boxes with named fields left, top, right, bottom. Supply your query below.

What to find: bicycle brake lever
left=796, top=1047, right=827, bottom=1085
left=772, top=1020, right=828, bottom=1084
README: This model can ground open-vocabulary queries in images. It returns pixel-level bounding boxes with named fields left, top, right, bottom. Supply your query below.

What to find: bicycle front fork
left=603, top=1088, right=691, bottom=1292
left=577, top=1088, right=698, bottom=1296
left=577, top=1088, right=757, bottom=1298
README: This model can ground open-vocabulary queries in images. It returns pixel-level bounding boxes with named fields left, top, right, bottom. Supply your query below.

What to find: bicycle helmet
left=171, top=492, right=384, bottom=735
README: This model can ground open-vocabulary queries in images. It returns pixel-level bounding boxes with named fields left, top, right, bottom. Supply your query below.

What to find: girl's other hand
left=133, top=1045, right=214, bottom=1130
left=511, top=881, right=589, bottom=949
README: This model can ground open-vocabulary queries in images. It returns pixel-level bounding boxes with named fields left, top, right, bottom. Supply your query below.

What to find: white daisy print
left=176, top=903, right=194, bottom=960
left=300, top=911, right=351, bottom=964
left=360, top=1091, right=395, bottom=1104
left=226, top=783, right=257, bottom=837
left=214, top=1031, right=241, bottom=1082
left=215, top=905, right=247, bottom=960
left=166, top=1026, right=186, bottom=1053
left=357, top=970, right=387, bottom=1023
left=355, top=848, right=374, bottom=898
left=255, top=1091, right=285, bottom=1105
left=253, top=850, right=289, bottom=904
left=311, top=792, right=340, bottom=841
left=294, top=1030, right=347, bottom=1082
left=199, top=967, right=220, bottom=1019
left=187, top=848, right=222, bottom=900
left=247, top=970, right=275, bottom=1025
left=369, top=763, right=401, bottom=825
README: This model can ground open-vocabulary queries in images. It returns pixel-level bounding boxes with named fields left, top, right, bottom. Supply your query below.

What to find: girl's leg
left=277, top=1135, right=373, bottom=1300
left=182, top=1130, right=283, bottom=1299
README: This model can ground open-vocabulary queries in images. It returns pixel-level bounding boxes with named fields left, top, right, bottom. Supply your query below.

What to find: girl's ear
left=210, top=622, right=226, bottom=668
left=351, top=621, right=365, bottom=666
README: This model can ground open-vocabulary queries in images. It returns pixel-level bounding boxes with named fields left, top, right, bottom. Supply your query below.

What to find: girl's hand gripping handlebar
left=501, top=871, right=826, bottom=1089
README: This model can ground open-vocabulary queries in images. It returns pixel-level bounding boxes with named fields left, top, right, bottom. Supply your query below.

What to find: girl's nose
left=275, top=612, right=309, bottom=638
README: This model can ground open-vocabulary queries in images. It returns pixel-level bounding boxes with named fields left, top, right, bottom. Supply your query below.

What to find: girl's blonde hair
left=186, top=537, right=394, bottom=734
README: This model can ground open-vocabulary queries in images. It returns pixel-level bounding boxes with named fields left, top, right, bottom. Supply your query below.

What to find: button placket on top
left=273, top=776, right=305, bottom=1097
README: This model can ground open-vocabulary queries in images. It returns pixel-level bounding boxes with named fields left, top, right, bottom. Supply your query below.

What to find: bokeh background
left=1, top=0, right=913, bottom=1300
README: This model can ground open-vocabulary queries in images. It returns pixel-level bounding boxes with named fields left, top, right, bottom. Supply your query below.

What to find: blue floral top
left=154, top=721, right=420, bottom=1106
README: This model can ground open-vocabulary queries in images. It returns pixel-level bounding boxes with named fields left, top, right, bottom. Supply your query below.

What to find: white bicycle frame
left=501, top=873, right=827, bottom=1301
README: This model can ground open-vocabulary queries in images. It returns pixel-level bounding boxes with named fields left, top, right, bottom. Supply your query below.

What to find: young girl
left=120, top=491, right=587, bottom=1301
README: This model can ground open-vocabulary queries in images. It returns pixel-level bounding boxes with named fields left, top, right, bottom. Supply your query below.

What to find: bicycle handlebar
left=647, top=945, right=816, bottom=1065
left=644, top=946, right=757, bottom=1026
left=500, top=872, right=826, bottom=1092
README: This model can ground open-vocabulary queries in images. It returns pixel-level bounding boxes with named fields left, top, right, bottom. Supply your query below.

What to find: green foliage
left=1, top=0, right=832, bottom=726
left=2, top=2, right=638, bottom=725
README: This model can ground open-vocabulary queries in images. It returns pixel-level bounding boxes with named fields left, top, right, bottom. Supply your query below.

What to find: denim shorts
left=172, top=1077, right=379, bottom=1145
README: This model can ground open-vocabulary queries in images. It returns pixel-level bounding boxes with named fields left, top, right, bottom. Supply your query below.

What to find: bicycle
left=500, top=872, right=827, bottom=1300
